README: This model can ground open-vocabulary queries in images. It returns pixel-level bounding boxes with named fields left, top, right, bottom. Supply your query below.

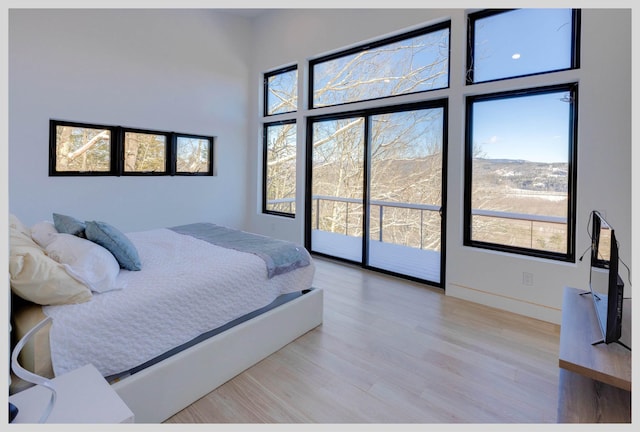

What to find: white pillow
left=31, top=221, right=59, bottom=248
left=45, top=233, right=123, bottom=293
left=10, top=224, right=92, bottom=305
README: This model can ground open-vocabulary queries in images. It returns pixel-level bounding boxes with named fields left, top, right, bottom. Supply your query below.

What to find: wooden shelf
left=557, top=287, right=631, bottom=423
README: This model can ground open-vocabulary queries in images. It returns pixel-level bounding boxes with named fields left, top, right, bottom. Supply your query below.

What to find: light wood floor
left=165, top=257, right=561, bottom=423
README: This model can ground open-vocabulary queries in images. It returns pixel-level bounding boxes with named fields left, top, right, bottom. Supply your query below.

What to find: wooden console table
left=557, top=287, right=631, bottom=423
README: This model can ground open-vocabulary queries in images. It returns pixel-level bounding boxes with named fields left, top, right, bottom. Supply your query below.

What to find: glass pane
left=469, top=90, right=571, bottom=253
left=55, top=125, right=111, bottom=172
left=311, top=117, right=365, bottom=262
left=265, top=123, right=296, bottom=215
left=368, top=108, right=443, bottom=282
left=266, top=68, right=297, bottom=115
left=124, top=132, right=167, bottom=173
left=471, top=9, right=574, bottom=83
left=312, top=27, right=449, bottom=108
left=176, top=137, right=211, bottom=173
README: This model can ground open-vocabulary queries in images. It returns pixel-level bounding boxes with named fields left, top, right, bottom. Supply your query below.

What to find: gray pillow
left=53, top=213, right=86, bottom=237
left=85, top=221, right=142, bottom=271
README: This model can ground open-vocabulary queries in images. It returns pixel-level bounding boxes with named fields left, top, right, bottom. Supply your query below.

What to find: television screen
left=588, top=211, right=625, bottom=346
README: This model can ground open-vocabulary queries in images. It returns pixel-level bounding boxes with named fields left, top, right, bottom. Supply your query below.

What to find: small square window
left=49, top=120, right=116, bottom=175
left=123, top=129, right=168, bottom=174
left=175, top=135, right=214, bottom=175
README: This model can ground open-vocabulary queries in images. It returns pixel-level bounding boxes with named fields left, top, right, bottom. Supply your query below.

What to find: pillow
left=9, top=213, right=31, bottom=237
left=85, top=220, right=142, bottom=271
left=53, top=213, right=86, bottom=237
left=45, top=233, right=123, bottom=293
left=9, top=224, right=92, bottom=305
left=31, top=221, right=59, bottom=248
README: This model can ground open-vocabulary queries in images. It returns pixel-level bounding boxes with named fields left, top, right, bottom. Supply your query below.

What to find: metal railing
left=266, top=196, right=567, bottom=250
left=471, top=208, right=567, bottom=250
left=311, top=195, right=441, bottom=250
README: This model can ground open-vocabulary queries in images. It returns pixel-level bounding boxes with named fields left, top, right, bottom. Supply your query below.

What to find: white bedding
left=42, top=228, right=315, bottom=378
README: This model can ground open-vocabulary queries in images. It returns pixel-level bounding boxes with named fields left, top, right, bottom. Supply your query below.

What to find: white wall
left=9, top=9, right=253, bottom=231
left=246, top=9, right=632, bottom=324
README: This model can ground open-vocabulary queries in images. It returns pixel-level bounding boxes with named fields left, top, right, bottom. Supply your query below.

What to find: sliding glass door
left=368, top=108, right=444, bottom=282
left=307, top=102, right=446, bottom=286
left=309, top=117, right=365, bottom=262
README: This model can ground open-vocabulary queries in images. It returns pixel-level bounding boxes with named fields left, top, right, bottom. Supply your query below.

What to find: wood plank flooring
left=165, top=257, right=561, bottom=423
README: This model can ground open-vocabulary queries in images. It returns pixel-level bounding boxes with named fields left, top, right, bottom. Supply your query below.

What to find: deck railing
left=267, top=196, right=566, bottom=250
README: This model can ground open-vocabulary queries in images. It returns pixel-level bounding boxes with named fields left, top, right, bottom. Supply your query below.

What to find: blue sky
left=472, top=90, right=571, bottom=164
left=471, top=9, right=574, bottom=164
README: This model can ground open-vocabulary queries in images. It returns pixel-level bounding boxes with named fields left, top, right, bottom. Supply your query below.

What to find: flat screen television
left=588, top=211, right=628, bottom=349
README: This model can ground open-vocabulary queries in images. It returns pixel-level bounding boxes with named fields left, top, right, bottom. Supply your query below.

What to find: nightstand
left=8, top=364, right=134, bottom=423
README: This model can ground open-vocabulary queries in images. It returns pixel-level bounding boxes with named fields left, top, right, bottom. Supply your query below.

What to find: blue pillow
left=53, top=213, right=86, bottom=237
left=85, top=221, right=142, bottom=271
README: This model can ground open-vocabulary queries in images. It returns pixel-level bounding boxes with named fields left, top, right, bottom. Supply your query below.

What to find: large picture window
left=310, top=23, right=450, bottom=108
left=464, top=84, right=578, bottom=260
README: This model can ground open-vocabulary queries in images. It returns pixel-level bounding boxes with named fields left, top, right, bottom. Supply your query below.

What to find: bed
left=9, top=214, right=323, bottom=423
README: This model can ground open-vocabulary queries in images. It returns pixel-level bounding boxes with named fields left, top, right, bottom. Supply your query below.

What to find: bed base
left=110, top=287, right=323, bottom=423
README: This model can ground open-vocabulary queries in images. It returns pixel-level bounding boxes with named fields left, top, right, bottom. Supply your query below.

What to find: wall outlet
left=522, top=272, right=534, bottom=286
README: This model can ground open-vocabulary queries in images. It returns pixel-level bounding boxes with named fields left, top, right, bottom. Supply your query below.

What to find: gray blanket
left=169, top=223, right=311, bottom=278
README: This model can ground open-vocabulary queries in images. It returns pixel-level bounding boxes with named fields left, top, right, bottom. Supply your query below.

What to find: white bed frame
left=110, top=287, right=323, bottom=423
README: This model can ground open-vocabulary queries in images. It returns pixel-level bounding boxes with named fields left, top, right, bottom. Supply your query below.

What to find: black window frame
left=304, top=98, right=448, bottom=287
left=262, top=119, right=297, bottom=218
left=49, top=119, right=118, bottom=176
left=264, top=65, right=298, bottom=117
left=49, top=119, right=214, bottom=177
left=463, top=83, right=579, bottom=262
left=120, top=127, right=171, bottom=176
left=173, top=133, right=215, bottom=176
left=466, top=8, right=581, bottom=85
left=309, top=21, right=451, bottom=110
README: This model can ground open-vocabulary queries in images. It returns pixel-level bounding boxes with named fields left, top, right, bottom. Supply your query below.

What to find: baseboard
left=447, top=283, right=562, bottom=324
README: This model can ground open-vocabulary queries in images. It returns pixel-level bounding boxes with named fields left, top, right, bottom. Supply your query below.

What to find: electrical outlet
left=522, top=272, right=534, bottom=286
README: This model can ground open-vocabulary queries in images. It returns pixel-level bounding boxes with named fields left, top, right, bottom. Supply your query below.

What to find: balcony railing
left=310, top=195, right=440, bottom=250
left=470, top=208, right=567, bottom=251
left=267, top=195, right=567, bottom=252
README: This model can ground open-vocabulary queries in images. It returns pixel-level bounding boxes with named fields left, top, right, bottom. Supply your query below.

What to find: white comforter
left=43, top=228, right=315, bottom=378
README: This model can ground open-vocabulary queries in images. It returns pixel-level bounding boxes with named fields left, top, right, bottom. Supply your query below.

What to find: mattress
left=11, top=226, right=314, bottom=382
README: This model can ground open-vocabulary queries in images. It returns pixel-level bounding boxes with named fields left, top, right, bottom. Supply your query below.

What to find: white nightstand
left=9, top=364, right=134, bottom=423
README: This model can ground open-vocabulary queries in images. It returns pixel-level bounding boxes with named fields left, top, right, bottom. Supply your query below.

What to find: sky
left=472, top=90, right=572, bottom=164
left=471, top=8, right=574, bottom=164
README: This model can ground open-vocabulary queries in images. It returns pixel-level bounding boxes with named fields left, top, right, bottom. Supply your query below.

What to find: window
left=175, top=135, right=214, bottom=175
left=467, top=9, right=580, bottom=83
left=303, top=19, right=451, bottom=286
left=262, top=65, right=298, bottom=217
left=464, top=8, right=580, bottom=262
left=263, top=121, right=296, bottom=217
left=264, top=66, right=297, bottom=116
left=122, top=129, right=169, bottom=174
left=49, top=119, right=214, bottom=176
left=464, top=84, right=577, bottom=260
left=49, top=120, right=117, bottom=176
left=310, top=23, right=450, bottom=108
